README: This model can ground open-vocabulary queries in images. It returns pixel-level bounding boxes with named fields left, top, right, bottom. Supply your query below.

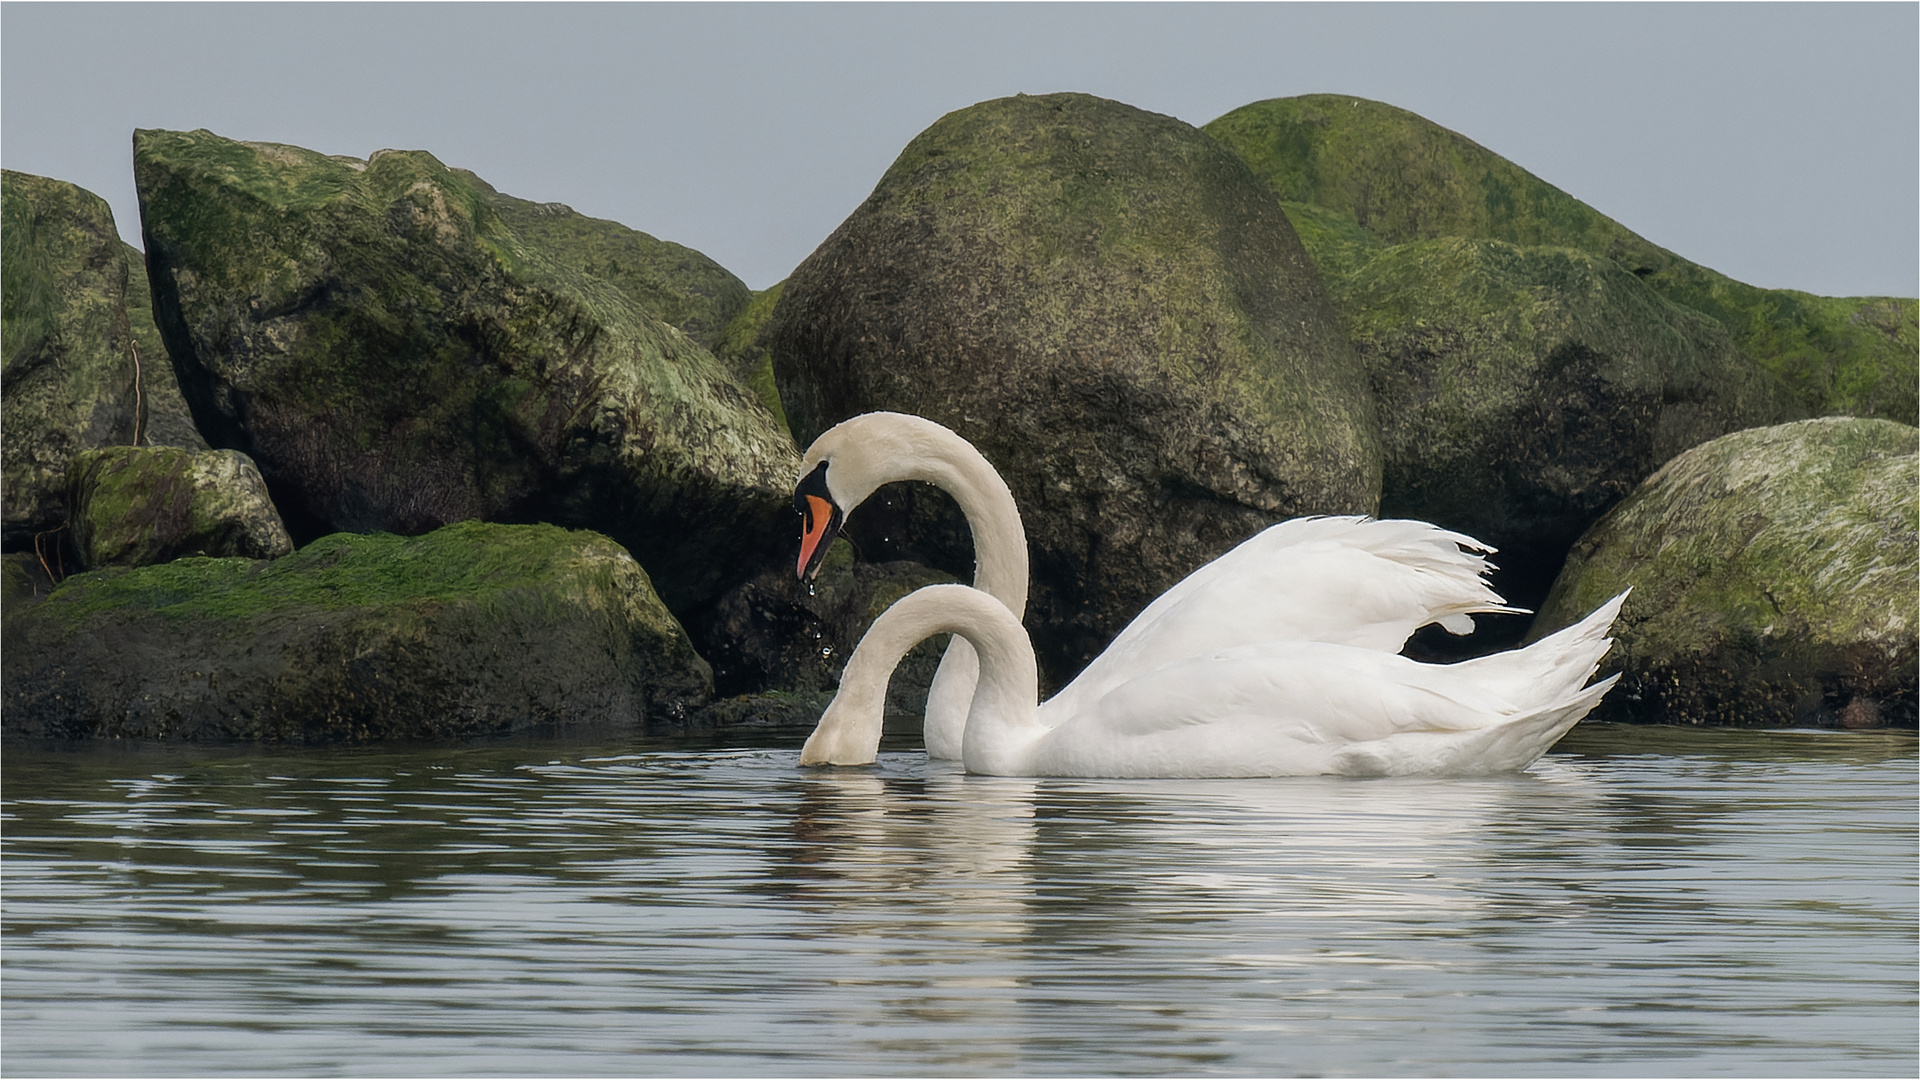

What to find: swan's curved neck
left=899, top=428, right=1028, bottom=618
left=814, top=414, right=1028, bottom=616
left=800, top=585, right=1041, bottom=767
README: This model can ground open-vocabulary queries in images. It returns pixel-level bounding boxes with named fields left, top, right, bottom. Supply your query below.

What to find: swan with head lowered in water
left=793, top=412, right=1526, bottom=758
left=800, top=583, right=1627, bottom=777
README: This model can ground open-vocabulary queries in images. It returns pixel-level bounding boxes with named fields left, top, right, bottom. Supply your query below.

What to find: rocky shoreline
left=4, top=92, right=1914, bottom=741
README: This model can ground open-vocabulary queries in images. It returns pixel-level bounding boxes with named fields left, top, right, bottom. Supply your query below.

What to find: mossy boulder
left=1533, top=418, right=1918, bottom=728
left=769, top=92, right=1380, bottom=684
left=121, top=241, right=208, bottom=451
left=1340, top=237, right=1796, bottom=612
left=1205, top=94, right=1918, bottom=425
left=1, top=521, right=711, bottom=740
left=457, top=172, right=752, bottom=351
left=67, top=445, right=291, bottom=569
left=711, top=281, right=789, bottom=434
left=134, top=129, right=798, bottom=613
left=1, top=170, right=140, bottom=548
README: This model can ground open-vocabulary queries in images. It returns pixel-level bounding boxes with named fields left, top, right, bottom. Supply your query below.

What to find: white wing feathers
left=1044, top=516, right=1528, bottom=718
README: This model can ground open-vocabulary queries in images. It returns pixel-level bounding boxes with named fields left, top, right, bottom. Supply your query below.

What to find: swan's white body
left=801, top=584, right=1626, bottom=778
left=798, top=413, right=1523, bottom=758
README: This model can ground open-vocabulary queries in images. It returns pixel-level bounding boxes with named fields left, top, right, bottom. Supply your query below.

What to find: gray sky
left=4, top=2, right=1915, bottom=297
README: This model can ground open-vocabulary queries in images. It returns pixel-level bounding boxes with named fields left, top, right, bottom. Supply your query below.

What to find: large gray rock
left=2, top=521, right=711, bottom=740
left=769, top=92, right=1380, bottom=685
left=1339, top=238, right=1797, bottom=615
left=1, top=170, right=141, bottom=549
left=134, top=129, right=798, bottom=613
left=67, top=445, right=292, bottom=570
left=1533, top=418, right=1918, bottom=727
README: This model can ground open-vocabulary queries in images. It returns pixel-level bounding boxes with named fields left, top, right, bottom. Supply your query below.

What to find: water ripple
left=3, top=724, right=1914, bottom=1076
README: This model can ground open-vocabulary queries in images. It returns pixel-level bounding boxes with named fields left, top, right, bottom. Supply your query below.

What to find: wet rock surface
left=1533, top=418, right=1918, bottom=727
left=2, top=522, right=712, bottom=741
left=689, top=539, right=957, bottom=729
left=67, top=445, right=292, bottom=569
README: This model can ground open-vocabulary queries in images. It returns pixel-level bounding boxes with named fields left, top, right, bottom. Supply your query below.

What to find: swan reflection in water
left=767, top=753, right=1617, bottom=1061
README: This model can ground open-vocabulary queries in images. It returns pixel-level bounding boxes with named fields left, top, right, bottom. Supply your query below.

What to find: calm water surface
left=3, top=723, right=1914, bottom=1077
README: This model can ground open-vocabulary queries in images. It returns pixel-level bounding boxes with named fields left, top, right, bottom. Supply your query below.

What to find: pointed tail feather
left=1331, top=672, right=1621, bottom=777
left=1452, top=589, right=1628, bottom=708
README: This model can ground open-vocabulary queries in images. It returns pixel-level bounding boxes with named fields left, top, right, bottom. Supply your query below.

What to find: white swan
left=794, top=412, right=1523, bottom=757
left=800, top=583, right=1627, bottom=778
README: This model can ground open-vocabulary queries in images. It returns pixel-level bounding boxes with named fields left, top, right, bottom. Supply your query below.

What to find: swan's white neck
left=799, top=584, right=1042, bottom=768
left=806, top=413, right=1028, bottom=615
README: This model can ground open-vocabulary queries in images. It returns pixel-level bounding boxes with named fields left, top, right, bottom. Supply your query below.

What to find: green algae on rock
left=133, top=129, right=797, bottom=613
left=458, top=171, right=752, bottom=352
left=1205, top=95, right=1917, bottom=425
left=2, top=521, right=711, bottom=740
left=121, top=241, right=209, bottom=451
left=1532, top=418, right=1918, bottom=727
left=67, top=445, right=291, bottom=570
left=710, top=281, right=790, bottom=434
left=770, top=92, right=1380, bottom=685
left=1, top=170, right=141, bottom=548
left=1339, top=237, right=1795, bottom=612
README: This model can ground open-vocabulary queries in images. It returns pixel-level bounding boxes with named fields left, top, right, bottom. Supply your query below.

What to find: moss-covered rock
left=1, top=521, right=711, bottom=740
left=1340, top=237, right=1795, bottom=612
left=770, top=92, right=1380, bottom=684
left=1205, top=95, right=1918, bottom=425
left=1, top=170, right=140, bottom=548
left=67, top=445, right=291, bottom=569
left=458, top=172, right=752, bottom=351
left=134, top=129, right=798, bottom=613
left=711, top=281, right=790, bottom=434
left=121, top=241, right=208, bottom=451
left=1533, top=418, right=1918, bottom=727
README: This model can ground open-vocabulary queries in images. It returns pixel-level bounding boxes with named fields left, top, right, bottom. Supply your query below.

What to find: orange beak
left=798, top=493, right=837, bottom=578
left=794, top=461, right=845, bottom=579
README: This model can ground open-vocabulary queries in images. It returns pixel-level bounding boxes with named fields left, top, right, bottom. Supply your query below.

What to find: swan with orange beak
left=792, top=413, right=1030, bottom=760
left=792, top=412, right=1526, bottom=763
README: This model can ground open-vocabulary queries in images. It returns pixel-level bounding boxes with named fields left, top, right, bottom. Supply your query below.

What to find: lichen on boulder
left=1, top=170, right=141, bottom=548
left=2, top=521, right=711, bottom=740
left=67, top=445, right=291, bottom=569
left=1205, top=94, right=1918, bottom=425
left=1532, top=418, right=1918, bottom=727
left=770, top=92, right=1380, bottom=684
left=134, top=129, right=798, bottom=613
